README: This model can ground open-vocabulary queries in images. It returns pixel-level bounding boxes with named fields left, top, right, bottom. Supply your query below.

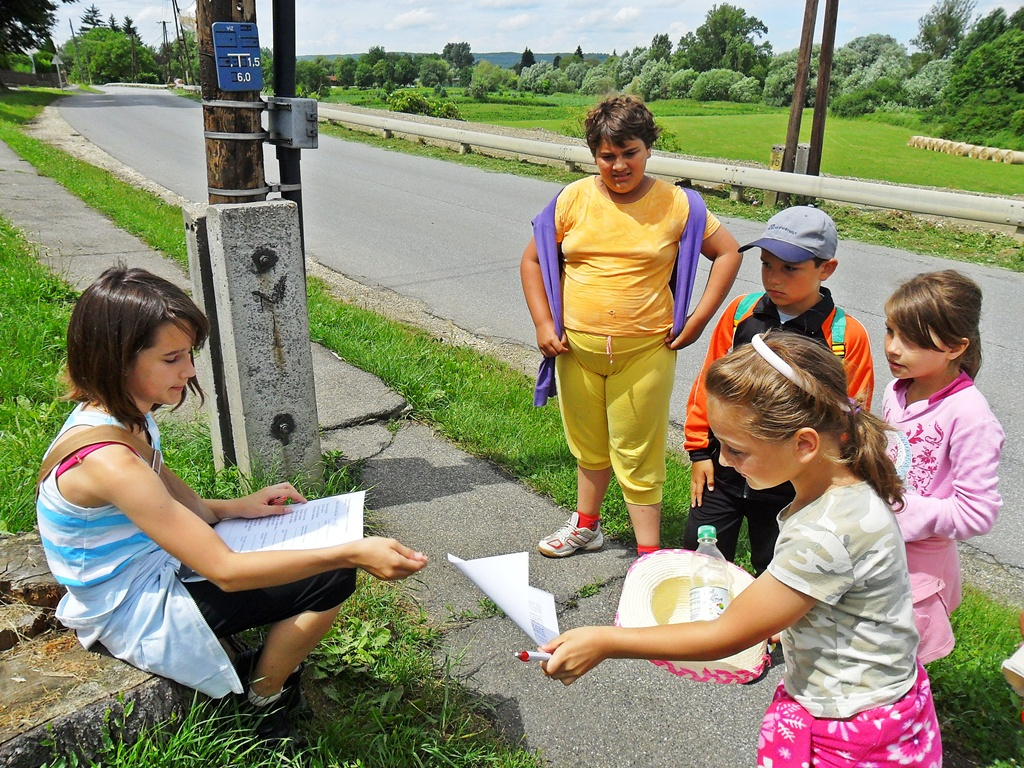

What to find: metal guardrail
left=319, top=104, right=1024, bottom=235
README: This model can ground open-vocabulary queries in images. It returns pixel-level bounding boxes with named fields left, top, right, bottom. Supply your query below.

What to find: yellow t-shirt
left=556, top=176, right=721, bottom=337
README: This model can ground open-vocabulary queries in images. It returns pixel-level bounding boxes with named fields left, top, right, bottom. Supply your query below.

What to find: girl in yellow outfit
left=520, top=96, right=742, bottom=557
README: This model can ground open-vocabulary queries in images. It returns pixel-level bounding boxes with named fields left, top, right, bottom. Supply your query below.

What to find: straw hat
left=614, top=548, right=769, bottom=684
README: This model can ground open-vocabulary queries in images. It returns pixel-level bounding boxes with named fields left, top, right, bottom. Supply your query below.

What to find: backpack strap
left=37, top=425, right=208, bottom=517
left=830, top=306, right=847, bottom=358
left=733, top=292, right=764, bottom=326
left=732, top=293, right=847, bottom=358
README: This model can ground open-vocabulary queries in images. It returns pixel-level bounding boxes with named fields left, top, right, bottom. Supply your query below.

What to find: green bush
left=935, top=28, right=1024, bottom=148
left=653, top=123, right=684, bottom=154
left=763, top=47, right=819, bottom=107
left=940, top=88, right=1024, bottom=150
left=689, top=68, right=744, bottom=102
left=431, top=100, right=462, bottom=120
left=580, top=67, right=617, bottom=96
left=667, top=68, right=698, bottom=99
left=829, top=77, right=906, bottom=117
left=387, top=89, right=433, bottom=115
left=729, top=76, right=763, bottom=104
left=904, top=58, right=951, bottom=109
left=636, top=59, right=671, bottom=102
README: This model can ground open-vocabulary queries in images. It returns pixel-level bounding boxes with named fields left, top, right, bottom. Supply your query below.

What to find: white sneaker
left=538, top=512, right=604, bottom=558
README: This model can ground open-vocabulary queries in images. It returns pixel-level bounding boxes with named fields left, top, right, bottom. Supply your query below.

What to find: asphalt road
left=56, top=86, right=1024, bottom=573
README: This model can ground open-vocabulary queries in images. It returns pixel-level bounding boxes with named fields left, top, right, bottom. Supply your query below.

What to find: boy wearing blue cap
left=682, top=206, right=874, bottom=575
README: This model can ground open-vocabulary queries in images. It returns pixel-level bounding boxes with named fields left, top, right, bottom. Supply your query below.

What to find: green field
left=325, top=88, right=1024, bottom=198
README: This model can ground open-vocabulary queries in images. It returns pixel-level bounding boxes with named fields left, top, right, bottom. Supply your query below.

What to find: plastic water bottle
left=689, top=525, right=732, bottom=621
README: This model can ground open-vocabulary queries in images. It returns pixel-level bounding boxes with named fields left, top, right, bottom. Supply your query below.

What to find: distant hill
left=299, top=51, right=609, bottom=69
left=474, top=51, right=609, bottom=68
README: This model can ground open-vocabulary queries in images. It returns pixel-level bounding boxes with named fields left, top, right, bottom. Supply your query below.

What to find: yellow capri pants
left=555, top=329, right=676, bottom=506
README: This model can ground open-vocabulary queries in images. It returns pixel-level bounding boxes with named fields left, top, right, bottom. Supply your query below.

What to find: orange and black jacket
left=684, top=286, right=874, bottom=463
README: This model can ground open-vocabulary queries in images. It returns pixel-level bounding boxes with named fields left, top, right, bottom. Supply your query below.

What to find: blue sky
left=53, top=1, right=1023, bottom=58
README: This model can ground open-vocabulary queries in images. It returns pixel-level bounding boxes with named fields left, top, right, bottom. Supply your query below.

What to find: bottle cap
left=696, top=525, right=717, bottom=540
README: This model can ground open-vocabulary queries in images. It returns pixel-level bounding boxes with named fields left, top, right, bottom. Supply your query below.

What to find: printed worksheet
left=214, top=491, right=365, bottom=552
left=448, top=551, right=560, bottom=646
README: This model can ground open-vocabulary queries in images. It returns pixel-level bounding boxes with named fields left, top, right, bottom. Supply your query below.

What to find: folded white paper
left=448, top=551, right=559, bottom=646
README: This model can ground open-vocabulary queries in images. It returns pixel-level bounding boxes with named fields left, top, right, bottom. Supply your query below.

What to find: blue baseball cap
left=739, top=206, right=838, bottom=263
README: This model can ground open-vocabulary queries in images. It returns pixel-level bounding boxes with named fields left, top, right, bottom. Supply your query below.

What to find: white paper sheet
left=447, top=551, right=560, bottom=645
left=214, top=491, right=365, bottom=552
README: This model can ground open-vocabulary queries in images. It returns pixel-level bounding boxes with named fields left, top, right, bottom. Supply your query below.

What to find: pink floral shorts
left=757, top=662, right=941, bottom=767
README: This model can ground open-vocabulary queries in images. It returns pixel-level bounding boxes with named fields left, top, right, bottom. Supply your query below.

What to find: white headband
left=750, top=334, right=851, bottom=413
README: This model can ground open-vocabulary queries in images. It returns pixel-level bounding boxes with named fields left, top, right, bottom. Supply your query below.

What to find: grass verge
left=3, top=88, right=1023, bottom=765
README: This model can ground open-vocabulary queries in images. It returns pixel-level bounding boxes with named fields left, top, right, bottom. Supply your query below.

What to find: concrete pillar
left=192, top=200, right=322, bottom=484
left=794, top=143, right=810, bottom=175
left=184, top=207, right=235, bottom=468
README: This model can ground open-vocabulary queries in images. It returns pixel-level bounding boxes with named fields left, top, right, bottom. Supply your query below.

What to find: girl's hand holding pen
left=540, top=627, right=612, bottom=685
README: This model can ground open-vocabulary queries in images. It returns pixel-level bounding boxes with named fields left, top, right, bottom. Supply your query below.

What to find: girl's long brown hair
left=705, top=332, right=903, bottom=507
left=885, top=269, right=983, bottom=379
left=66, top=266, right=209, bottom=431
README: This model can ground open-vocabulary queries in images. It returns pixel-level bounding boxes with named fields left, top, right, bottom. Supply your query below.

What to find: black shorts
left=683, top=454, right=793, bottom=576
left=184, top=568, right=357, bottom=638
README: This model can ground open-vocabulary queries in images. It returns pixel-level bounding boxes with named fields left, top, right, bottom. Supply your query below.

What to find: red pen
left=269, top=496, right=293, bottom=506
left=514, top=651, right=552, bottom=662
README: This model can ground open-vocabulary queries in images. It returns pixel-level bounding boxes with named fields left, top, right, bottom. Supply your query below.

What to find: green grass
left=4, top=87, right=1024, bottom=765
left=0, top=219, right=78, bottom=533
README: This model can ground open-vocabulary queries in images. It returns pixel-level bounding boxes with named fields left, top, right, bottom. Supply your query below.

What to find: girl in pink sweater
left=883, top=270, right=1005, bottom=663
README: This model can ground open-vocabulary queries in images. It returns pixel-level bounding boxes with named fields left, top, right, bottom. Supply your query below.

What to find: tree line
left=2, top=1, right=1022, bottom=151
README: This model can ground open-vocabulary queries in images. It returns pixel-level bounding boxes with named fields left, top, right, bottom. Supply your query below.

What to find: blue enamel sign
left=212, top=22, right=263, bottom=91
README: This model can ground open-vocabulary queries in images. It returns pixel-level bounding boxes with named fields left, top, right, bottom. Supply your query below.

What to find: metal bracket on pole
left=202, top=99, right=268, bottom=110
left=266, top=96, right=319, bottom=149
left=207, top=185, right=273, bottom=197
left=204, top=130, right=271, bottom=141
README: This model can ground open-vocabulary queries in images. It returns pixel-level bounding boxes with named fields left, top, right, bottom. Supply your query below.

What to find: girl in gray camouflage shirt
left=538, top=332, right=941, bottom=767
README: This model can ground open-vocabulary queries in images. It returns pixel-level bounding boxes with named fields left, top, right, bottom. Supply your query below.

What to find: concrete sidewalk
left=0, top=135, right=783, bottom=766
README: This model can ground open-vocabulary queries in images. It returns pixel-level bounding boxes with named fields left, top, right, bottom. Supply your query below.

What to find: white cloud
left=387, top=9, right=439, bottom=30
left=477, top=0, right=538, bottom=9
left=613, top=7, right=641, bottom=24
left=503, top=13, right=536, bottom=32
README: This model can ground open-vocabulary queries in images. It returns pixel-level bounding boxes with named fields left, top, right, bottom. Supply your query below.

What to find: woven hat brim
left=615, top=549, right=768, bottom=682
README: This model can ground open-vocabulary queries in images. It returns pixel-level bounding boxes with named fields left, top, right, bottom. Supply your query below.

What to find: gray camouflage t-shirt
left=768, top=482, right=919, bottom=718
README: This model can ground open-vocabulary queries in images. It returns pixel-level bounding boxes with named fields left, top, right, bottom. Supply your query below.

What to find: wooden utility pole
left=782, top=0, right=819, bottom=174
left=194, top=0, right=266, bottom=204
left=68, top=20, right=87, bottom=85
left=807, top=0, right=840, bottom=176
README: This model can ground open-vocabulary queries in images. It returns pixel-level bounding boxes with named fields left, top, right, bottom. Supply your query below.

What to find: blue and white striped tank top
left=36, top=405, right=163, bottom=588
